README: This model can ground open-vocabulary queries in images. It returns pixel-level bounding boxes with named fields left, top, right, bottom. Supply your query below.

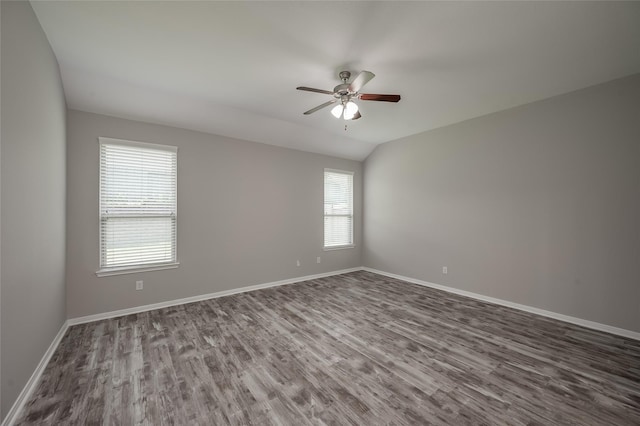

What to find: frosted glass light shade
left=331, top=104, right=344, bottom=118
left=343, top=101, right=359, bottom=120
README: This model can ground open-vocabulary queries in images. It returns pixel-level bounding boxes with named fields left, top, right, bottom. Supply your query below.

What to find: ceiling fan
left=297, top=70, right=401, bottom=120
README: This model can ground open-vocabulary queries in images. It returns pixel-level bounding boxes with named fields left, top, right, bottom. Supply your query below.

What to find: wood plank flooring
left=17, top=271, right=640, bottom=425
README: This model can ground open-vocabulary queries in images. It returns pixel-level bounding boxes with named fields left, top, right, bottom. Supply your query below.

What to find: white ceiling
left=31, top=1, right=640, bottom=161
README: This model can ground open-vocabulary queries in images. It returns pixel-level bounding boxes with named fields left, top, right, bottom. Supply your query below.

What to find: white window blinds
left=99, top=138, right=177, bottom=271
left=324, top=169, right=354, bottom=248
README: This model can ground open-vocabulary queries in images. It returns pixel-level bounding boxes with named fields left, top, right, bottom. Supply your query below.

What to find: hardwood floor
left=17, top=271, right=640, bottom=425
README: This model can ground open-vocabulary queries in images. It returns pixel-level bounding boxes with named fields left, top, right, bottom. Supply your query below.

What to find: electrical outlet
left=442, top=266, right=448, bottom=275
left=317, top=256, right=321, bottom=264
left=136, top=280, right=144, bottom=290
left=296, top=260, right=300, bottom=267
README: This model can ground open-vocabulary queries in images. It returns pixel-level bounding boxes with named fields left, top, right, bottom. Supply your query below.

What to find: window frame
left=323, top=168, right=355, bottom=250
left=96, top=137, right=179, bottom=277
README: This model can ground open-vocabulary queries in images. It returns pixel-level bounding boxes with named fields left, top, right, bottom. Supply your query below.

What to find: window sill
left=96, top=262, right=180, bottom=277
left=323, top=245, right=355, bottom=251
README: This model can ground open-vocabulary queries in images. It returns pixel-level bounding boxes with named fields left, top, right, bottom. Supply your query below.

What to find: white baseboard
left=2, top=320, right=69, bottom=426
left=362, top=267, right=640, bottom=341
left=68, top=267, right=362, bottom=325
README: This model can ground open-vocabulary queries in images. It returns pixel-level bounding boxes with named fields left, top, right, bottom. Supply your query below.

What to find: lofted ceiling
left=31, top=1, right=640, bottom=161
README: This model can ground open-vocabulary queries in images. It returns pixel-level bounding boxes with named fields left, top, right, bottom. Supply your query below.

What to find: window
left=324, top=169, right=354, bottom=249
left=98, top=137, right=178, bottom=276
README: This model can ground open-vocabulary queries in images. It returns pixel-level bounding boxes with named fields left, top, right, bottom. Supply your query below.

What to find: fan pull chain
left=344, top=124, right=348, bottom=131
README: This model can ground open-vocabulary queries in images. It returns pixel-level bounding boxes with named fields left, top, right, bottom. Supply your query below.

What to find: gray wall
left=1, top=1, right=67, bottom=419
left=66, top=110, right=362, bottom=318
left=364, top=74, right=640, bottom=333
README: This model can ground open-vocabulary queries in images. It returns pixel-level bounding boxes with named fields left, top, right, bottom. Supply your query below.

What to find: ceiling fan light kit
left=331, top=100, right=359, bottom=120
left=297, top=70, right=401, bottom=121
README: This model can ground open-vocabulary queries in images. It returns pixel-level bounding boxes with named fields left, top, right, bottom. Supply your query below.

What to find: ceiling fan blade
left=303, top=100, right=336, bottom=115
left=350, top=111, right=362, bottom=120
left=348, top=71, right=375, bottom=93
left=359, top=94, right=401, bottom=102
left=296, top=86, right=334, bottom=95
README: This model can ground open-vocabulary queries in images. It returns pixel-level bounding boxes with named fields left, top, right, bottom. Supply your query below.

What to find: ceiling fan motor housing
left=333, top=84, right=351, bottom=98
